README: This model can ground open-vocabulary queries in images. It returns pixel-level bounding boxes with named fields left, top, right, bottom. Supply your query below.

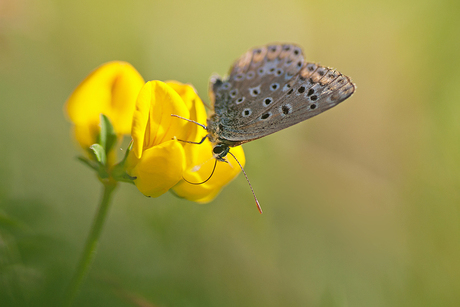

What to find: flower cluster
left=65, top=61, right=244, bottom=203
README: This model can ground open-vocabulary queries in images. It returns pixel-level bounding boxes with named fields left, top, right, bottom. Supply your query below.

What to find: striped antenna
left=228, top=151, right=263, bottom=214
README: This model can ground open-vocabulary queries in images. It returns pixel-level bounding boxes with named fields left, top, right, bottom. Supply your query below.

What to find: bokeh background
left=1, top=0, right=460, bottom=306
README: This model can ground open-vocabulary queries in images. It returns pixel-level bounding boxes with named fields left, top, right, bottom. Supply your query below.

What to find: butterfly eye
left=213, top=146, right=224, bottom=154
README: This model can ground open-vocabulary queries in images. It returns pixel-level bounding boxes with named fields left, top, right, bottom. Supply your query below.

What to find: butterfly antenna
left=183, top=159, right=218, bottom=185
left=228, top=151, right=263, bottom=214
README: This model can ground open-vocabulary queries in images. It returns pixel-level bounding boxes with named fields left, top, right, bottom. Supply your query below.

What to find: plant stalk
left=63, top=181, right=117, bottom=306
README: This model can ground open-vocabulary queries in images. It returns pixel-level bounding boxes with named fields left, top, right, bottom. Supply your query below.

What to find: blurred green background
left=1, top=0, right=460, bottom=306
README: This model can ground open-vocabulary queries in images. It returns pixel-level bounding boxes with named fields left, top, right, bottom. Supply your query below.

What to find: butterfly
left=174, top=43, right=355, bottom=212
left=206, top=43, right=355, bottom=160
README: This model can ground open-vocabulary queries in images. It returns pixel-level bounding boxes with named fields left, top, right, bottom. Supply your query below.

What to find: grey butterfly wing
left=211, top=43, right=304, bottom=119
left=211, top=43, right=355, bottom=143
left=227, top=63, right=356, bottom=142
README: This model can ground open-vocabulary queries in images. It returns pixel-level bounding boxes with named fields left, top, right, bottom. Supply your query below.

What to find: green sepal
left=98, top=114, right=117, bottom=155
left=111, top=141, right=136, bottom=183
left=77, top=156, right=100, bottom=172
left=90, top=144, right=106, bottom=165
left=89, top=144, right=109, bottom=178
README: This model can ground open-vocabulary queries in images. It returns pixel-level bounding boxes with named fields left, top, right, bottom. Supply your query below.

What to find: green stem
left=63, top=181, right=117, bottom=306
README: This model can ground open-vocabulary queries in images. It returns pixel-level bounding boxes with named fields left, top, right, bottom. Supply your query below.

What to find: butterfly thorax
left=207, top=114, right=241, bottom=161
left=207, top=114, right=239, bottom=146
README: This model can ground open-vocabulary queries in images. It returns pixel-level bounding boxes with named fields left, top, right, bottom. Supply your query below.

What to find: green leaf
left=77, top=156, right=99, bottom=171
left=90, top=144, right=106, bottom=165
left=77, top=156, right=108, bottom=179
left=98, top=114, right=117, bottom=155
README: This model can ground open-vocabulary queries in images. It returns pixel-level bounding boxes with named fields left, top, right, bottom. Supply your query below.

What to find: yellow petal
left=126, top=139, right=186, bottom=198
left=131, top=81, right=191, bottom=159
left=172, top=145, right=245, bottom=203
left=131, top=81, right=152, bottom=159
left=166, top=81, right=209, bottom=164
left=72, top=124, right=120, bottom=165
left=65, top=61, right=144, bottom=148
left=165, top=82, right=246, bottom=203
left=166, top=81, right=201, bottom=111
left=109, top=66, right=145, bottom=134
left=72, top=124, right=99, bottom=152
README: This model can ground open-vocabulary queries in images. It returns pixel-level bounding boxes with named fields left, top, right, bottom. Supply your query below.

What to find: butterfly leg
left=175, top=135, right=208, bottom=145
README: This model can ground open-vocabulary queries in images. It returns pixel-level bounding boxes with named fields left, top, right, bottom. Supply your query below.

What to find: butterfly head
left=212, top=144, right=230, bottom=162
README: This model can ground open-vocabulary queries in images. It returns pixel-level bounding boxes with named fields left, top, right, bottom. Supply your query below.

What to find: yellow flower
left=172, top=142, right=245, bottom=203
left=126, top=80, right=245, bottom=202
left=65, top=61, right=145, bottom=151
